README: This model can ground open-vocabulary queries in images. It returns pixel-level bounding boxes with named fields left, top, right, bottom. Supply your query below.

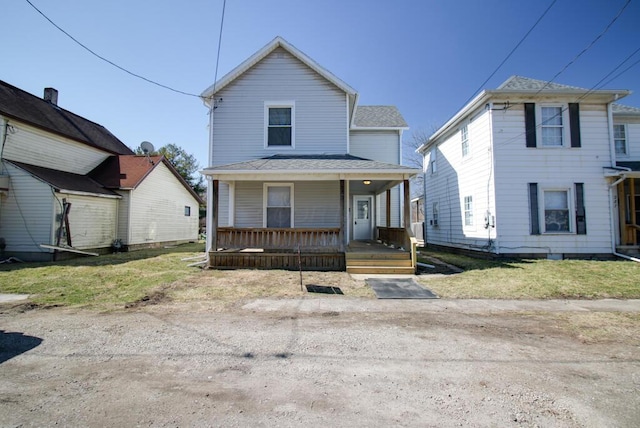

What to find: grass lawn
left=418, top=249, right=640, bottom=299
left=1, top=244, right=639, bottom=309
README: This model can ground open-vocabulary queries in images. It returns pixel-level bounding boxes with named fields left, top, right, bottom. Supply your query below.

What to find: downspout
left=606, top=102, right=640, bottom=262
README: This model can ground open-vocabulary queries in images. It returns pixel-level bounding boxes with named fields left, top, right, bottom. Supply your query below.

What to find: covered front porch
left=201, top=155, right=420, bottom=273
left=613, top=170, right=640, bottom=255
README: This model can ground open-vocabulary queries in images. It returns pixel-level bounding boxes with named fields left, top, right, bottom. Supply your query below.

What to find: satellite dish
left=140, top=141, right=155, bottom=154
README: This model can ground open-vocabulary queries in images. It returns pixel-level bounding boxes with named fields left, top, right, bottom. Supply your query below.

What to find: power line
left=212, top=0, right=227, bottom=94
left=534, top=0, right=632, bottom=95
left=24, top=0, right=201, bottom=98
left=458, top=0, right=558, bottom=110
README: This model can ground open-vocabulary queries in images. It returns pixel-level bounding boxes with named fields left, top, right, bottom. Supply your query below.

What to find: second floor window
left=614, top=124, right=627, bottom=155
left=540, top=106, right=564, bottom=146
left=266, top=104, right=294, bottom=147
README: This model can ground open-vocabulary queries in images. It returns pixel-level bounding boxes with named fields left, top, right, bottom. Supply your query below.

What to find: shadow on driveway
left=0, top=330, right=43, bottom=364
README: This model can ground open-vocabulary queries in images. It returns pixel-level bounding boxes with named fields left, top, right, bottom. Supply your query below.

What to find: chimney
left=43, top=87, right=58, bottom=105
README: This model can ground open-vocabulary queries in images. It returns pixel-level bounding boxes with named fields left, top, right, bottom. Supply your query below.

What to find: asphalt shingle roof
left=497, top=76, right=589, bottom=91
left=0, top=80, right=133, bottom=155
left=205, top=154, right=417, bottom=172
left=612, top=104, right=640, bottom=115
left=8, top=161, right=118, bottom=197
left=353, top=106, right=408, bottom=128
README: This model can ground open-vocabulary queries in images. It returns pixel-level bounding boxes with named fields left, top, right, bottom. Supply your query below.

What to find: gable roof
left=90, top=155, right=203, bottom=203
left=8, top=160, right=119, bottom=198
left=353, top=106, right=408, bottom=129
left=200, top=36, right=357, bottom=99
left=0, top=80, right=133, bottom=155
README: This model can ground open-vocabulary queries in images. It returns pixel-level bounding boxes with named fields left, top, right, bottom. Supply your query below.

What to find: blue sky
left=3, top=0, right=639, bottom=169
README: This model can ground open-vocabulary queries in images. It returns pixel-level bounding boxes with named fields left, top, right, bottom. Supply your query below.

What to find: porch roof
left=201, top=154, right=419, bottom=181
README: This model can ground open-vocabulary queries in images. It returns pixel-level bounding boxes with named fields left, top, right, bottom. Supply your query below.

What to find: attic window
left=184, top=206, right=191, bottom=217
left=265, top=102, right=295, bottom=148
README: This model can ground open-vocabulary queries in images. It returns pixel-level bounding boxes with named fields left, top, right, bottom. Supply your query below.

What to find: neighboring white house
left=0, top=80, right=201, bottom=261
left=418, top=75, right=640, bottom=259
left=200, top=36, right=419, bottom=271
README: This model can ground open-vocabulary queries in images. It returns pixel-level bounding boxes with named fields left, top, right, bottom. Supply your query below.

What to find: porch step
left=346, top=266, right=416, bottom=275
left=346, top=251, right=410, bottom=261
left=345, top=258, right=413, bottom=267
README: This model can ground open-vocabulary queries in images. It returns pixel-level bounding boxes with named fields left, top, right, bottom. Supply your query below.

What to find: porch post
left=631, top=179, right=637, bottom=245
left=618, top=181, right=628, bottom=245
left=339, top=179, right=345, bottom=250
left=403, top=179, right=411, bottom=230
left=386, top=189, right=391, bottom=228
left=211, top=179, right=219, bottom=251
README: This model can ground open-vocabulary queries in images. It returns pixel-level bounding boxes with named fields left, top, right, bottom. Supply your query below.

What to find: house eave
left=56, top=189, right=122, bottom=199
left=201, top=169, right=418, bottom=181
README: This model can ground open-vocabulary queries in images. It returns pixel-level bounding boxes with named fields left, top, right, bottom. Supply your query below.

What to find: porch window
left=264, top=183, right=294, bottom=228
left=544, top=190, right=570, bottom=232
left=614, top=124, right=627, bottom=155
left=265, top=102, right=294, bottom=147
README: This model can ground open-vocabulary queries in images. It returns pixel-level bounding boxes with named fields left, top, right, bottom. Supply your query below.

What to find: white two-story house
left=418, top=75, right=640, bottom=260
left=200, top=37, right=419, bottom=272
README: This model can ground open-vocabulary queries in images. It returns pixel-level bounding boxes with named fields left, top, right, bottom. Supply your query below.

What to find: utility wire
left=458, top=0, right=558, bottom=110
left=24, top=0, right=201, bottom=98
left=534, top=0, right=632, bottom=95
left=212, top=0, right=227, bottom=95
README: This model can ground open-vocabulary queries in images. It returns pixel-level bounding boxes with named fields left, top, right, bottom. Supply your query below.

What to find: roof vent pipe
left=44, top=88, right=58, bottom=105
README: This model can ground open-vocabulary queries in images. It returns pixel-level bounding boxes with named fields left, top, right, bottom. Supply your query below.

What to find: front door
left=353, top=196, right=373, bottom=240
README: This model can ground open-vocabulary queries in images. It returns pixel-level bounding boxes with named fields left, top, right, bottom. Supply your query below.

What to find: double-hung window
left=461, top=125, right=469, bottom=158
left=264, top=184, right=294, bottom=228
left=432, top=202, right=439, bottom=227
left=463, top=196, right=473, bottom=227
left=265, top=102, right=294, bottom=147
left=614, top=124, right=627, bottom=156
left=543, top=190, right=570, bottom=232
left=540, top=106, right=564, bottom=146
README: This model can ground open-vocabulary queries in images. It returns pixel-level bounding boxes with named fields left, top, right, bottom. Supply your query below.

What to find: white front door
left=353, top=196, right=373, bottom=240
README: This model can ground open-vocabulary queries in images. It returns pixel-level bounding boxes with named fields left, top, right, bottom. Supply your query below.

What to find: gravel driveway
left=1, top=297, right=639, bottom=427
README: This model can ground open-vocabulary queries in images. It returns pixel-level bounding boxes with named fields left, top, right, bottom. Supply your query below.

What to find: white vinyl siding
left=493, top=103, right=612, bottom=254
left=233, top=181, right=340, bottom=228
left=59, top=193, right=117, bottom=249
left=2, top=121, right=111, bottom=174
left=127, top=163, right=199, bottom=245
left=423, top=107, right=494, bottom=249
left=349, top=130, right=400, bottom=163
left=0, top=162, right=54, bottom=256
left=210, top=48, right=348, bottom=166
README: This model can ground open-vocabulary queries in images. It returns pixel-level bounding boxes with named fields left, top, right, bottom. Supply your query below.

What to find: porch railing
left=216, top=227, right=342, bottom=252
left=377, top=227, right=418, bottom=272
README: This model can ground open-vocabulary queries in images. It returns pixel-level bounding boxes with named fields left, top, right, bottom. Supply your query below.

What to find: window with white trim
left=461, top=125, right=469, bottom=157
left=265, top=103, right=294, bottom=147
left=430, top=148, right=437, bottom=174
left=543, top=190, right=570, bottom=232
left=264, top=183, right=294, bottom=228
left=463, top=195, right=473, bottom=226
left=540, top=106, right=564, bottom=146
left=614, top=124, right=627, bottom=155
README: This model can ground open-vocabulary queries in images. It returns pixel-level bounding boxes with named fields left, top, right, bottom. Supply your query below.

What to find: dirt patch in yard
left=1, top=298, right=638, bottom=427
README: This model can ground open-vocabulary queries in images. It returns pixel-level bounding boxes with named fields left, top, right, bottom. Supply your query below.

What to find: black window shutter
left=529, top=183, right=540, bottom=235
left=575, top=183, right=586, bottom=235
left=525, top=103, right=537, bottom=147
left=569, top=103, right=581, bottom=147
